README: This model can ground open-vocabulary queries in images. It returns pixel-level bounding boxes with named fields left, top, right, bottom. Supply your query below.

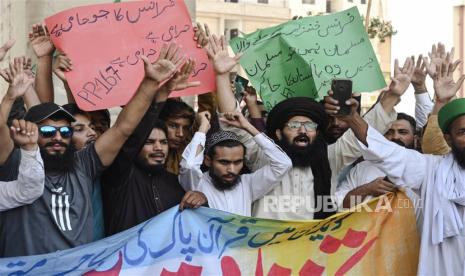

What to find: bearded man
left=334, top=55, right=465, bottom=274
left=179, top=111, right=292, bottom=216
left=335, top=113, right=421, bottom=212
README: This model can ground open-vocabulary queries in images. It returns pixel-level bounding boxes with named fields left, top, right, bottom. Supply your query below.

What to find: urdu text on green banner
left=230, top=7, right=386, bottom=110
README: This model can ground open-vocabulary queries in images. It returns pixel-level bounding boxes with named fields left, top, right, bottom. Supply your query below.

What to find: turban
left=266, top=97, right=329, bottom=140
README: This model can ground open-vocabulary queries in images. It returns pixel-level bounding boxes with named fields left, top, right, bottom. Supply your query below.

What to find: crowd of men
left=0, top=21, right=465, bottom=274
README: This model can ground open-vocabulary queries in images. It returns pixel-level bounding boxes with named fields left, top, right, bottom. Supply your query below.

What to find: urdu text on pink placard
left=45, top=0, right=216, bottom=111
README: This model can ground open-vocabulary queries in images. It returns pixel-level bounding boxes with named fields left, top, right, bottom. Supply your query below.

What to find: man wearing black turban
left=265, top=97, right=334, bottom=219
left=210, top=35, right=407, bottom=221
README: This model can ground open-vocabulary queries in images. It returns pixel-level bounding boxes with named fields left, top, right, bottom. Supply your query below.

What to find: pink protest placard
left=45, top=0, right=215, bottom=111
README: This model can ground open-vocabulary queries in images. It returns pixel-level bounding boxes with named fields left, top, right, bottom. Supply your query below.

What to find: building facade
left=0, top=0, right=390, bottom=111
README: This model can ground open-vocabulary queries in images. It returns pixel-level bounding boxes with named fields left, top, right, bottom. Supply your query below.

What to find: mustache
left=223, top=173, right=239, bottom=178
left=391, top=139, right=406, bottom=147
left=293, top=134, right=310, bottom=143
left=44, top=141, right=68, bottom=148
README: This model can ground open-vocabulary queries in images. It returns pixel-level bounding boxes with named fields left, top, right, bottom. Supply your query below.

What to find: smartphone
left=331, top=79, right=352, bottom=116
left=235, top=75, right=249, bottom=88
left=232, top=75, right=249, bottom=103
left=234, top=81, right=245, bottom=102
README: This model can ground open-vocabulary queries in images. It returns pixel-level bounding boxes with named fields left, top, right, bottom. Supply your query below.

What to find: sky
left=387, top=0, right=455, bottom=115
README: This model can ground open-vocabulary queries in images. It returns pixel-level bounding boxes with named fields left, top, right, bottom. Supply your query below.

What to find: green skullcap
left=438, top=98, right=465, bottom=133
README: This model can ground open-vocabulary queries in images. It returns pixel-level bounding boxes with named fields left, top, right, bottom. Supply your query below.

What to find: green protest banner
left=230, top=7, right=386, bottom=110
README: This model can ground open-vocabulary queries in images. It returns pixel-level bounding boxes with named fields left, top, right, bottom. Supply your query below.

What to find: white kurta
left=178, top=132, right=292, bottom=216
left=359, top=126, right=465, bottom=275
left=335, top=160, right=422, bottom=225
left=221, top=102, right=396, bottom=220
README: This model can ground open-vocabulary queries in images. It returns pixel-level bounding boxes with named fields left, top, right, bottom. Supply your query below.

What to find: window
left=225, top=0, right=238, bottom=3
left=230, top=29, right=239, bottom=39
left=361, top=0, right=366, bottom=3
left=302, top=0, right=315, bottom=4
left=258, top=0, right=268, bottom=3
left=326, top=0, right=331, bottom=12
left=348, top=0, right=353, bottom=2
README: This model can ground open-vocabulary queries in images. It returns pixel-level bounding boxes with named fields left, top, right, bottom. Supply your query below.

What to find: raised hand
left=165, top=59, right=201, bottom=91
left=9, top=119, right=39, bottom=151
left=423, top=43, right=460, bottom=79
left=141, top=42, right=185, bottom=86
left=433, top=59, right=465, bottom=103
left=196, top=110, right=211, bottom=133
left=220, top=111, right=259, bottom=136
left=0, top=56, right=32, bottom=84
left=29, top=24, right=54, bottom=58
left=179, top=191, right=208, bottom=211
left=4, top=59, right=34, bottom=99
left=193, top=22, right=210, bottom=48
left=205, top=34, right=242, bottom=75
left=324, top=90, right=359, bottom=118
left=0, top=39, right=15, bottom=62
left=52, top=52, right=73, bottom=82
left=388, top=57, right=415, bottom=97
left=411, top=55, right=427, bottom=92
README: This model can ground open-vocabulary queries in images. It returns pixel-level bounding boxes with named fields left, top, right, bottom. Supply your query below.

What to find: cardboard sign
left=45, top=0, right=216, bottom=111
left=230, top=7, right=386, bottom=110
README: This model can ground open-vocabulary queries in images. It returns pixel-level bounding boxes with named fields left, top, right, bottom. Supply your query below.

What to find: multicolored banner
left=0, top=192, right=419, bottom=275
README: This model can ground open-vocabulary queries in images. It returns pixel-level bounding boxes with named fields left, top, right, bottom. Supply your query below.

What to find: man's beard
left=40, top=142, right=76, bottom=172
left=277, top=133, right=319, bottom=168
left=452, top=143, right=465, bottom=170
left=390, top=139, right=414, bottom=149
left=135, top=155, right=166, bottom=174
left=209, top=170, right=240, bottom=191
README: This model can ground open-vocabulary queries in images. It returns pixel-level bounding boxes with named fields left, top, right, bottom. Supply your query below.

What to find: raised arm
left=106, top=59, right=200, bottom=182
left=52, top=52, right=74, bottom=103
left=0, top=119, right=44, bottom=211
left=411, top=55, right=434, bottom=128
left=423, top=57, right=465, bottom=154
left=331, top=95, right=426, bottom=191
left=0, top=60, right=34, bottom=164
left=324, top=57, right=414, bottom=178
left=0, top=57, right=40, bottom=109
left=95, top=43, right=184, bottom=167
left=29, top=24, right=55, bottom=103
left=179, top=111, right=211, bottom=191
left=220, top=111, right=292, bottom=201
left=205, top=35, right=241, bottom=113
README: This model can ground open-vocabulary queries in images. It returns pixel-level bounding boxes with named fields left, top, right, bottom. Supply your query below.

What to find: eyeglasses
left=39, top=126, right=73, bottom=138
left=285, top=121, right=318, bottom=131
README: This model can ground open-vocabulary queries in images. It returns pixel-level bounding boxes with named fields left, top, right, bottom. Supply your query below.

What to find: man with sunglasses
left=0, top=43, right=184, bottom=257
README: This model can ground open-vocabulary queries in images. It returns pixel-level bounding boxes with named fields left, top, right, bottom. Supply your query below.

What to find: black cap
left=24, top=102, right=76, bottom=123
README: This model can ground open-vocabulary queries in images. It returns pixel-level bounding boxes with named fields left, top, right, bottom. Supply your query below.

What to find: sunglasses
left=286, top=121, right=318, bottom=131
left=39, top=126, right=73, bottom=138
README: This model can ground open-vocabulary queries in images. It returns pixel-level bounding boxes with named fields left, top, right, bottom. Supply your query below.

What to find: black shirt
left=0, top=145, right=104, bottom=257
left=102, top=102, right=185, bottom=236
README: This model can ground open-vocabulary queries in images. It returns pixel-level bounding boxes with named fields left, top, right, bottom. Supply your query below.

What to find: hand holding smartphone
left=331, top=79, right=353, bottom=116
